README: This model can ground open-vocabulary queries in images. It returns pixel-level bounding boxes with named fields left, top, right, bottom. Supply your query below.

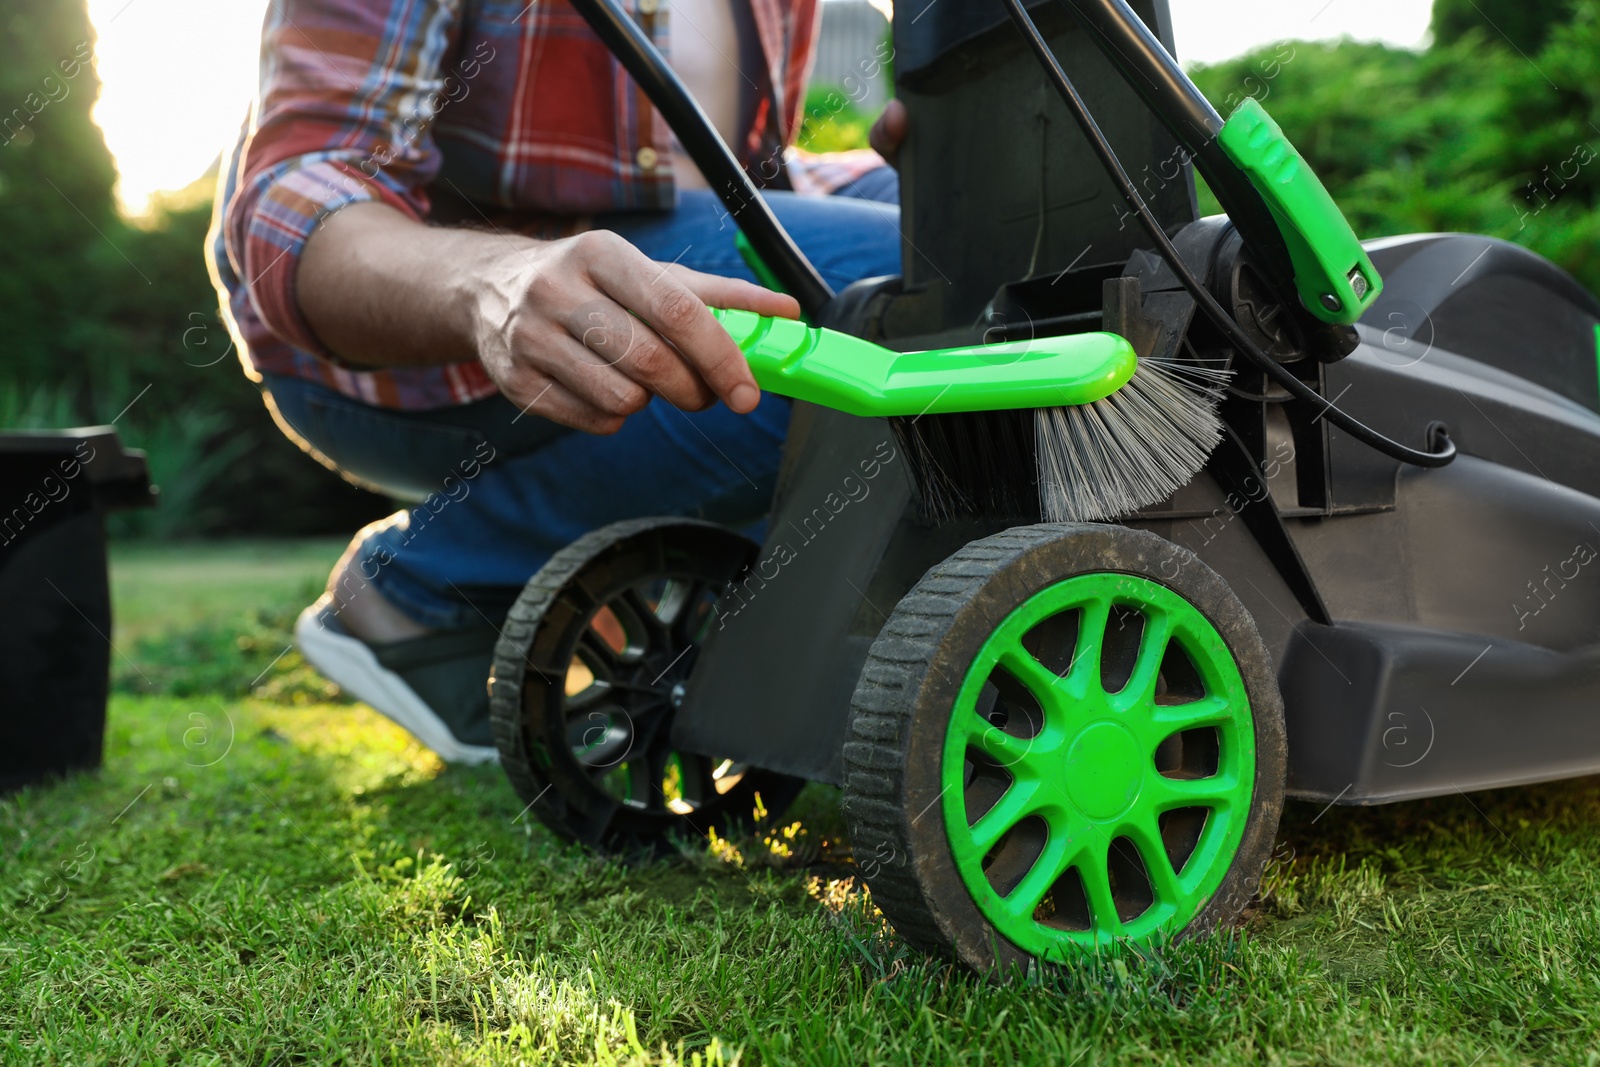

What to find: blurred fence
left=814, top=0, right=891, bottom=108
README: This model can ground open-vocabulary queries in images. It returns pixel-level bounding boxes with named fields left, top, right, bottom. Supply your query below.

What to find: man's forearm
left=298, top=201, right=530, bottom=368
left=291, top=198, right=796, bottom=433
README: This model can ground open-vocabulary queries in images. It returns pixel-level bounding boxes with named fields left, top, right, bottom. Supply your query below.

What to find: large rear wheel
left=843, top=523, right=1286, bottom=973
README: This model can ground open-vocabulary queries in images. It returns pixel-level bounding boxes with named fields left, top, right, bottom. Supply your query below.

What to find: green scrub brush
left=711, top=308, right=1229, bottom=523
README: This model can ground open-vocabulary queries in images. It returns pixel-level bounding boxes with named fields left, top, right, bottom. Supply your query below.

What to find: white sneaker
left=293, top=595, right=500, bottom=765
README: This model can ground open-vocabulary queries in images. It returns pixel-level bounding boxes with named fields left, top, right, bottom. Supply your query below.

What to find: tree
left=0, top=3, right=387, bottom=536
left=0, top=0, right=122, bottom=384
left=1431, top=0, right=1575, bottom=54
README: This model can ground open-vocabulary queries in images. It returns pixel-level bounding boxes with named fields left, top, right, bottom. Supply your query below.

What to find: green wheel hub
left=942, top=572, right=1256, bottom=957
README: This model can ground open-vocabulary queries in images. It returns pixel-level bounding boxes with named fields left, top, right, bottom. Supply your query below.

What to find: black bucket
left=0, top=428, right=154, bottom=793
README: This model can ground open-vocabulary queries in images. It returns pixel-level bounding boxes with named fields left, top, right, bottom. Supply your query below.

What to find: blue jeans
left=263, top=182, right=902, bottom=629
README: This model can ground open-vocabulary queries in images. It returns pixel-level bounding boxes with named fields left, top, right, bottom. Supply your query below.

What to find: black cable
left=564, top=0, right=835, bottom=317
left=1000, top=0, right=1456, bottom=468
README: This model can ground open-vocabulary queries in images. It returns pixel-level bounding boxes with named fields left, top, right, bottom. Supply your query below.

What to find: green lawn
left=3, top=542, right=1599, bottom=1064
left=109, top=538, right=347, bottom=645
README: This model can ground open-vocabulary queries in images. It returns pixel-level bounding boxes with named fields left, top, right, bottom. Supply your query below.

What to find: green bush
left=0, top=0, right=386, bottom=540
left=1191, top=1, right=1600, bottom=296
left=1432, top=0, right=1574, bottom=53
left=798, top=86, right=875, bottom=155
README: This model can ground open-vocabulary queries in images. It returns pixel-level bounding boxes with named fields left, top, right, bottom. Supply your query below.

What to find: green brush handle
left=1217, top=98, right=1382, bottom=324
left=710, top=308, right=1137, bottom=418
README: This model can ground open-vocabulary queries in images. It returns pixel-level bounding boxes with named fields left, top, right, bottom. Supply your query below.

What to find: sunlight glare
left=1169, top=0, right=1433, bottom=65
left=86, top=0, right=266, bottom=216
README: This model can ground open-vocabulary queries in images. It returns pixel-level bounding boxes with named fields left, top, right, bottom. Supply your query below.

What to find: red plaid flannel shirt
left=208, top=0, right=883, bottom=410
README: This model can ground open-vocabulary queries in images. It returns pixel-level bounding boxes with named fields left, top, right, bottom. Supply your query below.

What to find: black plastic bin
left=0, top=428, right=154, bottom=793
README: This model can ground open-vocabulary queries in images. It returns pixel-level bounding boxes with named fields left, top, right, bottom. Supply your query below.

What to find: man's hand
left=298, top=202, right=800, bottom=434
left=475, top=230, right=798, bottom=433
left=869, top=98, right=908, bottom=169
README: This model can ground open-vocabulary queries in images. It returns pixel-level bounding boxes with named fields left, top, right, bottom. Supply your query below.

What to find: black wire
left=999, top=0, right=1456, bottom=469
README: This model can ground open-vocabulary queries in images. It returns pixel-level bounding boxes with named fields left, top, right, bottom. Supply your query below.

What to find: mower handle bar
left=563, top=0, right=836, bottom=317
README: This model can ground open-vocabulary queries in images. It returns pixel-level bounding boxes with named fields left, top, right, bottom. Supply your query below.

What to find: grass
left=110, top=538, right=346, bottom=645
left=4, top=542, right=1600, bottom=1064
left=107, top=539, right=348, bottom=703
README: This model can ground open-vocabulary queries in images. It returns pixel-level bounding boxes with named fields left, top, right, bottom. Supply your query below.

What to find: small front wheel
left=843, top=523, right=1286, bottom=974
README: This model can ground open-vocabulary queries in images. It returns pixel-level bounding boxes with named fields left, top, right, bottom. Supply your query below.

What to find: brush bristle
left=889, top=408, right=1040, bottom=521
left=890, top=356, right=1229, bottom=525
left=1035, top=357, right=1229, bottom=523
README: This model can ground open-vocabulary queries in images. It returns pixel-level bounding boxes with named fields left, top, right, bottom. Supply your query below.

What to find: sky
left=85, top=0, right=1436, bottom=216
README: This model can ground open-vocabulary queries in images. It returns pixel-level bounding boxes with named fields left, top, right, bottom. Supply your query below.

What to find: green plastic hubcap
left=941, top=572, right=1256, bottom=958
left=1066, top=723, right=1141, bottom=819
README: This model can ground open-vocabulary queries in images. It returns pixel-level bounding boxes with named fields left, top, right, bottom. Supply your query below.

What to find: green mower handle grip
left=1218, top=99, right=1382, bottom=323
left=1051, top=0, right=1381, bottom=325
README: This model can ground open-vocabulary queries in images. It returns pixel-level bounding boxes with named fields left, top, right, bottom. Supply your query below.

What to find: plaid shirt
left=208, top=0, right=882, bottom=411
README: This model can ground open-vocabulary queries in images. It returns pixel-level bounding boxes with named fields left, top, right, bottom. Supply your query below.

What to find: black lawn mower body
left=493, top=0, right=1600, bottom=970
left=670, top=0, right=1600, bottom=809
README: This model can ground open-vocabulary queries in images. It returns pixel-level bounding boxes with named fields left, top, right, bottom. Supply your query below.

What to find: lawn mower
left=485, top=0, right=1600, bottom=975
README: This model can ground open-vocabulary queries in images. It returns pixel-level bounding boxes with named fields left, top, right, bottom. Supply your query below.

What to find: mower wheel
left=842, top=522, right=1286, bottom=974
left=490, top=517, right=802, bottom=855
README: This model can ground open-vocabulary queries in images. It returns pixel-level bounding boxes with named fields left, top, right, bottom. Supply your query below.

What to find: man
left=208, top=0, right=906, bottom=762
